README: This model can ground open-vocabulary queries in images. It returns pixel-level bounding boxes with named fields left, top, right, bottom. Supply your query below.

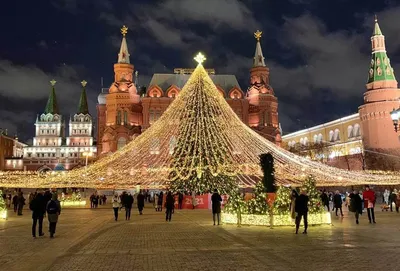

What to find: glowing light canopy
left=2, top=54, right=400, bottom=189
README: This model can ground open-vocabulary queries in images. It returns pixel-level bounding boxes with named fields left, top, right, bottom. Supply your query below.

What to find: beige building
left=282, top=113, right=364, bottom=169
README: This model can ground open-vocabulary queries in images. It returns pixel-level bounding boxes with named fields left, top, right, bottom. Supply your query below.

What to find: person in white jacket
left=112, top=194, right=121, bottom=221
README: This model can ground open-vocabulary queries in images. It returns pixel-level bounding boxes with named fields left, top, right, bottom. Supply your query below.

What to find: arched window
left=347, top=125, right=353, bottom=138
left=124, top=111, right=128, bottom=124
left=354, top=124, right=360, bottom=137
left=329, top=131, right=334, bottom=142
left=117, top=137, right=127, bottom=150
left=303, top=137, right=309, bottom=146
left=300, top=138, right=304, bottom=145
left=313, top=135, right=318, bottom=143
left=334, top=129, right=340, bottom=141
left=318, top=133, right=323, bottom=143
left=117, top=111, right=122, bottom=125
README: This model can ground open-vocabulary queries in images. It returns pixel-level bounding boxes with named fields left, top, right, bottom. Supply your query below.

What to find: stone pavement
left=1, top=206, right=400, bottom=271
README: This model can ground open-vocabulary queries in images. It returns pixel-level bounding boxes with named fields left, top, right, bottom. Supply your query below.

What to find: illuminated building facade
left=23, top=80, right=96, bottom=171
left=96, top=27, right=281, bottom=156
left=282, top=18, right=400, bottom=170
left=0, top=131, right=26, bottom=171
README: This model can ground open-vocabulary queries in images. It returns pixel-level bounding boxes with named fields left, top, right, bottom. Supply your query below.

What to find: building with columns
left=282, top=18, right=400, bottom=170
left=23, top=80, right=97, bottom=171
left=96, top=27, right=281, bottom=156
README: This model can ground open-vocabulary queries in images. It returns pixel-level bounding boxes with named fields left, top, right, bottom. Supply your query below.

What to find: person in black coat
left=389, top=190, right=398, bottom=212
left=320, top=190, right=329, bottom=211
left=158, top=191, right=164, bottom=212
left=17, top=192, right=25, bottom=216
left=165, top=191, right=175, bottom=222
left=12, top=194, right=18, bottom=213
left=349, top=190, right=363, bottom=224
left=178, top=192, right=184, bottom=210
left=333, top=190, right=343, bottom=216
left=137, top=190, right=145, bottom=215
left=295, top=190, right=309, bottom=234
left=125, top=193, right=134, bottom=220
left=30, top=190, right=47, bottom=238
left=211, top=189, right=222, bottom=226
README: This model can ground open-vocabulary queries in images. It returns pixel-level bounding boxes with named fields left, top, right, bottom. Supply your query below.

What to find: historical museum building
left=23, top=80, right=97, bottom=171
left=96, top=27, right=281, bottom=155
left=282, top=18, right=400, bottom=170
left=0, top=130, right=26, bottom=171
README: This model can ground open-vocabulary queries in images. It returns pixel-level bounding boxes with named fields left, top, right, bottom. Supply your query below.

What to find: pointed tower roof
left=118, top=25, right=130, bottom=64
left=253, top=30, right=266, bottom=67
left=367, top=16, right=396, bottom=84
left=373, top=15, right=382, bottom=36
left=44, top=79, right=59, bottom=114
left=77, top=80, right=89, bottom=115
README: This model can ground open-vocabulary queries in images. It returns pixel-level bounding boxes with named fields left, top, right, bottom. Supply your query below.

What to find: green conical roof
left=44, top=82, right=59, bottom=114
left=368, top=52, right=396, bottom=83
left=367, top=19, right=396, bottom=84
left=77, top=82, right=89, bottom=114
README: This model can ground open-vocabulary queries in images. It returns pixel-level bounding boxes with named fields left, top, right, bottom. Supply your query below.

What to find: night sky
left=1, top=0, right=399, bottom=143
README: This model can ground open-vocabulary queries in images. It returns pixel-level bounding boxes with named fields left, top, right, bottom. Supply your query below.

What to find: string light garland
left=2, top=53, right=400, bottom=188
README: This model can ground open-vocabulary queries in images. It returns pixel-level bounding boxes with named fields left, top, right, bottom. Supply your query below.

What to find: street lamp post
left=390, top=107, right=400, bottom=132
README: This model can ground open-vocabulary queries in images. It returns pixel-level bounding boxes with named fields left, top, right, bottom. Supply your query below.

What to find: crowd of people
left=107, top=189, right=223, bottom=224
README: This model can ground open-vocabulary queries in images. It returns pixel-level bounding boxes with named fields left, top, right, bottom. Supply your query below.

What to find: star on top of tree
left=194, top=52, right=206, bottom=65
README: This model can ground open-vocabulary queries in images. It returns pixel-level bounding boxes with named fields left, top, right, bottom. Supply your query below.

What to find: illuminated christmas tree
left=247, top=181, right=269, bottom=214
left=302, top=175, right=324, bottom=213
left=273, top=186, right=292, bottom=215
left=3, top=52, right=400, bottom=190
left=0, top=190, right=7, bottom=219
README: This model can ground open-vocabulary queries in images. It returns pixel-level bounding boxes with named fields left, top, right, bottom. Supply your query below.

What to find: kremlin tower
left=97, top=26, right=142, bottom=155
left=359, top=17, right=400, bottom=168
left=247, top=30, right=281, bottom=145
left=66, top=80, right=94, bottom=148
left=23, top=80, right=96, bottom=171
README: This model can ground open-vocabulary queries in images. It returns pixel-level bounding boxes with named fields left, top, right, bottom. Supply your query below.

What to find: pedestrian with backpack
left=46, top=193, right=61, bottom=238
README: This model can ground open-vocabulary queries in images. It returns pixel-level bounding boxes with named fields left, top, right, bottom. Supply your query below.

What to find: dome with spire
left=98, top=92, right=107, bottom=105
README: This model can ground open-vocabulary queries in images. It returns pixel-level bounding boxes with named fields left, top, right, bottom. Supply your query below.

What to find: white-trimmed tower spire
left=253, top=30, right=266, bottom=67
left=118, top=25, right=130, bottom=64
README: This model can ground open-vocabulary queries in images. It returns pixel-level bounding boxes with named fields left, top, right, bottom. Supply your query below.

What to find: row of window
left=288, top=124, right=361, bottom=147
left=39, top=129, right=57, bottom=135
left=71, top=129, right=89, bottom=134
left=27, top=153, right=87, bottom=158
left=116, top=111, right=129, bottom=125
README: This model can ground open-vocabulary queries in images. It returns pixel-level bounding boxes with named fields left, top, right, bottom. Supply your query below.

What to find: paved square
left=1, top=205, right=400, bottom=271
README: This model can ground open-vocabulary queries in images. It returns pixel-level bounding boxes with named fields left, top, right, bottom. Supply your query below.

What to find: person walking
left=320, top=190, right=329, bottom=211
left=363, top=185, right=376, bottom=223
left=211, top=189, right=222, bottom=226
left=290, top=190, right=298, bottom=220
left=191, top=191, right=197, bottom=209
left=333, top=190, right=343, bottom=216
left=383, top=189, right=390, bottom=205
left=295, top=190, right=309, bottom=234
left=154, top=193, right=159, bottom=211
left=349, top=190, right=363, bottom=224
left=158, top=192, right=164, bottom=212
left=137, top=190, right=145, bottom=215
left=178, top=191, right=184, bottom=210
left=30, top=190, right=47, bottom=238
left=17, top=192, right=25, bottom=216
left=12, top=194, right=18, bottom=213
left=165, top=191, right=175, bottom=222
left=125, top=192, right=134, bottom=220
left=389, top=189, right=397, bottom=212
left=46, top=193, right=61, bottom=238
left=112, top=194, right=121, bottom=221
